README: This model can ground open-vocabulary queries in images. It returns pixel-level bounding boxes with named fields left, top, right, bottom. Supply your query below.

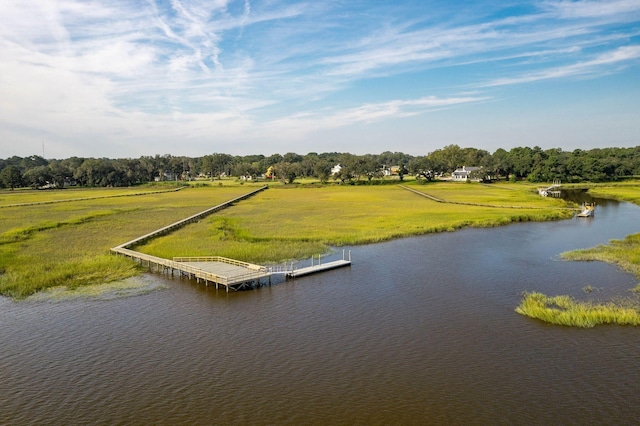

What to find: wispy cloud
left=265, top=95, right=489, bottom=138
left=481, top=45, right=640, bottom=87
left=541, top=0, right=640, bottom=19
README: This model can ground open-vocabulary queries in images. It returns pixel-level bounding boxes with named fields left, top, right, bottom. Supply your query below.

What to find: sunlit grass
left=137, top=184, right=573, bottom=263
left=585, top=181, right=640, bottom=205
left=1, top=182, right=577, bottom=299
left=0, top=186, right=258, bottom=299
left=405, top=181, right=572, bottom=208
left=516, top=292, right=640, bottom=328
left=0, top=184, right=184, bottom=207
left=561, top=233, right=640, bottom=278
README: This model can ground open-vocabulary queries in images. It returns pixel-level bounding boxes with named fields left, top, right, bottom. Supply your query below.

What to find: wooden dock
left=112, top=249, right=274, bottom=291
left=110, top=187, right=352, bottom=292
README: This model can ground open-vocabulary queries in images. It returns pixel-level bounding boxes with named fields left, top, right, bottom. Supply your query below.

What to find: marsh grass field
left=135, top=182, right=573, bottom=262
left=1, top=180, right=573, bottom=299
left=0, top=184, right=263, bottom=299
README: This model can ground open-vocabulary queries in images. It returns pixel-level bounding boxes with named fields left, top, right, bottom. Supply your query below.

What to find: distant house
left=154, top=171, right=177, bottom=182
left=382, top=165, right=400, bottom=176
left=451, top=166, right=482, bottom=181
left=331, top=164, right=343, bottom=175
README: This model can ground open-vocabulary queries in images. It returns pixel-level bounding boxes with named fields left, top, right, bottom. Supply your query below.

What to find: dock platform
left=287, top=259, right=351, bottom=278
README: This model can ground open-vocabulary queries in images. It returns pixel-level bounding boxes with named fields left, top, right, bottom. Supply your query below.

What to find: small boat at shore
left=577, top=202, right=595, bottom=217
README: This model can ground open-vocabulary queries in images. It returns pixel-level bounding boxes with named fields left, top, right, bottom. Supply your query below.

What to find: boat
left=576, top=202, right=595, bottom=217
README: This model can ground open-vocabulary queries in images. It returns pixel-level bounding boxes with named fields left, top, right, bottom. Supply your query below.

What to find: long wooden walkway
left=110, top=186, right=274, bottom=292
left=110, top=186, right=351, bottom=291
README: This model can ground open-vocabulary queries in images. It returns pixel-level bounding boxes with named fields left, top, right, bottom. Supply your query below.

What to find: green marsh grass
left=516, top=292, right=640, bottom=328
left=0, top=186, right=259, bottom=299
left=0, top=181, right=576, bottom=299
left=561, top=233, right=640, bottom=278
left=0, top=185, right=184, bottom=207
left=406, top=181, right=560, bottom=208
left=585, top=181, right=640, bottom=205
left=137, top=183, right=574, bottom=263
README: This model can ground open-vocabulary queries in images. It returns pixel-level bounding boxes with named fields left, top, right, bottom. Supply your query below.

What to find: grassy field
left=516, top=180, right=640, bottom=327
left=582, top=183, right=640, bottom=205
left=0, top=184, right=185, bottom=207
left=1, top=180, right=572, bottom=299
left=0, top=184, right=264, bottom=299
left=135, top=182, right=573, bottom=263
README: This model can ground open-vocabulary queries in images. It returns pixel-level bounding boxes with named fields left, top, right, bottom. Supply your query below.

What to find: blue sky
left=1, top=0, right=639, bottom=158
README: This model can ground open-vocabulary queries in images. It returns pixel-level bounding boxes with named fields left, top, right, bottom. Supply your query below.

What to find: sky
left=1, top=0, right=639, bottom=159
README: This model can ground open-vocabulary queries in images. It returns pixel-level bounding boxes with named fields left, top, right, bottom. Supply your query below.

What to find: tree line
left=1, top=145, right=639, bottom=189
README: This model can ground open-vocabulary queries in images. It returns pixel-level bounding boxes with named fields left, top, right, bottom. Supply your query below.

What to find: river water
left=2, top=193, right=640, bottom=425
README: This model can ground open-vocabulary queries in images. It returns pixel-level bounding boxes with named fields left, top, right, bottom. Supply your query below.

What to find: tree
left=273, top=162, right=300, bottom=184
left=313, top=159, right=332, bottom=183
left=397, top=163, right=408, bottom=181
left=0, top=165, right=23, bottom=189
left=23, top=165, right=52, bottom=188
left=491, top=148, right=512, bottom=179
left=202, top=153, right=233, bottom=180
left=436, top=144, right=464, bottom=173
left=409, top=156, right=435, bottom=181
left=361, top=155, right=382, bottom=182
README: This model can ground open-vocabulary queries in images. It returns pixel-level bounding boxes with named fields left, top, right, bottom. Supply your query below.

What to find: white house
left=382, top=165, right=400, bottom=176
left=451, top=166, right=481, bottom=181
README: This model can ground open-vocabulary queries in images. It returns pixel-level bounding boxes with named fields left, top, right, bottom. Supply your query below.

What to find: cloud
left=481, top=45, right=640, bottom=87
left=264, top=95, right=489, bottom=140
left=0, top=0, right=639, bottom=158
left=541, top=0, right=640, bottom=19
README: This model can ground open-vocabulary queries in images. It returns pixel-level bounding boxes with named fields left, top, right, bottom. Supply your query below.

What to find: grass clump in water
left=516, top=292, right=640, bottom=328
left=518, top=239, right=640, bottom=327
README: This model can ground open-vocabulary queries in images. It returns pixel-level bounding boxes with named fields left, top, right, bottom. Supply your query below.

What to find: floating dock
left=287, top=260, right=351, bottom=277
left=286, top=252, right=351, bottom=278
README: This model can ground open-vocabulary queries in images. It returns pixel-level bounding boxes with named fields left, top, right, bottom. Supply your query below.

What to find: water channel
left=2, top=192, right=640, bottom=425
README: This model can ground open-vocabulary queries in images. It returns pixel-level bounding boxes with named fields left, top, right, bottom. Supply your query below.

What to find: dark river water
left=2, top=193, right=640, bottom=425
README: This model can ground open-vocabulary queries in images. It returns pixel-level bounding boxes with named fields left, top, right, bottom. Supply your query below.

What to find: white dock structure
left=286, top=250, right=352, bottom=278
left=110, top=186, right=351, bottom=292
left=538, top=179, right=561, bottom=197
